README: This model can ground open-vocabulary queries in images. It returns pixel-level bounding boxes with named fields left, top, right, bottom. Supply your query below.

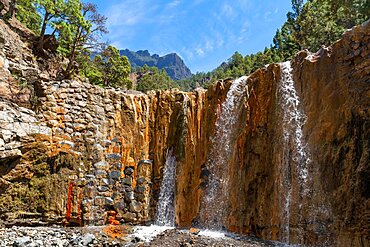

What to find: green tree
left=62, top=2, right=108, bottom=77
left=83, top=46, right=131, bottom=88
left=33, top=0, right=85, bottom=54
left=16, top=0, right=42, bottom=34
left=136, top=65, right=177, bottom=92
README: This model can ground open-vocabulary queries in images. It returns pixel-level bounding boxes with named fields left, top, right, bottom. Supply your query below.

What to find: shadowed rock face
left=0, top=18, right=369, bottom=246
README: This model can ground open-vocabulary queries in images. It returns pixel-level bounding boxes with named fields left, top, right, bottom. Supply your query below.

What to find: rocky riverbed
left=0, top=226, right=284, bottom=247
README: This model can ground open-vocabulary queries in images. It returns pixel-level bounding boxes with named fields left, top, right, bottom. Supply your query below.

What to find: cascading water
left=155, top=95, right=188, bottom=226
left=155, top=148, right=177, bottom=226
left=200, top=76, right=250, bottom=230
left=278, top=61, right=311, bottom=243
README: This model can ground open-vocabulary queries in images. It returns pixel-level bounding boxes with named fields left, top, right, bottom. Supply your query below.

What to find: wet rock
left=80, top=233, right=95, bottom=245
left=13, top=236, right=31, bottom=247
left=189, top=228, right=200, bottom=235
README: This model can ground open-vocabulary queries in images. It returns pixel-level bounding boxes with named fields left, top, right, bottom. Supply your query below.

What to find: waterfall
left=278, top=61, right=310, bottom=242
left=200, top=76, right=249, bottom=230
left=155, top=148, right=177, bottom=226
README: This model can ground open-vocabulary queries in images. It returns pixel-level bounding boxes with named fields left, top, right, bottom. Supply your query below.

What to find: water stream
left=278, top=61, right=311, bottom=243
left=155, top=148, right=177, bottom=226
left=200, top=76, right=250, bottom=230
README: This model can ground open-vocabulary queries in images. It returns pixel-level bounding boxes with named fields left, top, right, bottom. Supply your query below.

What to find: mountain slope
left=120, top=49, right=192, bottom=80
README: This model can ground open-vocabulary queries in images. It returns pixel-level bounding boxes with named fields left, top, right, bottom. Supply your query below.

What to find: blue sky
left=87, top=0, right=292, bottom=73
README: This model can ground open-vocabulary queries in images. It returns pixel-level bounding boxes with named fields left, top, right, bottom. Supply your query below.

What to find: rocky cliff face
left=0, top=19, right=369, bottom=246
left=120, top=49, right=192, bottom=80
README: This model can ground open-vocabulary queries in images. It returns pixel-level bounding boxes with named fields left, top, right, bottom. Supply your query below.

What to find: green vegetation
left=14, top=0, right=132, bottom=88
left=81, top=45, right=132, bottom=88
left=0, top=142, right=80, bottom=216
left=135, top=65, right=178, bottom=92
left=16, top=0, right=41, bottom=34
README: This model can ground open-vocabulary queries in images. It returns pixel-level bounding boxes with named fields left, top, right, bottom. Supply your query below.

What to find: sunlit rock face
left=173, top=22, right=369, bottom=246
left=0, top=17, right=369, bottom=247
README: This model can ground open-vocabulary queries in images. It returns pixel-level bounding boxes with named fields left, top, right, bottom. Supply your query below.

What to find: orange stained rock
left=65, top=181, right=74, bottom=222
left=102, top=225, right=128, bottom=239
left=107, top=210, right=120, bottom=225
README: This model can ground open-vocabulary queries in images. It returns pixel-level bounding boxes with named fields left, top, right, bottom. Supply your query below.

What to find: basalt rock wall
left=175, top=22, right=369, bottom=246
left=291, top=22, right=370, bottom=246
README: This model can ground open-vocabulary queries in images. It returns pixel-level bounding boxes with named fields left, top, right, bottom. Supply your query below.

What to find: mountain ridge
left=120, top=49, right=192, bottom=80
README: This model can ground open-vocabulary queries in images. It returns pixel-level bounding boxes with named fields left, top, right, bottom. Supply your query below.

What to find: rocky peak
left=120, top=49, right=192, bottom=80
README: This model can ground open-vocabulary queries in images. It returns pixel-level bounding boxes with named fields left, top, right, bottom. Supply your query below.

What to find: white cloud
left=264, top=11, right=272, bottom=21
left=195, top=48, right=205, bottom=56
left=166, top=0, right=181, bottom=9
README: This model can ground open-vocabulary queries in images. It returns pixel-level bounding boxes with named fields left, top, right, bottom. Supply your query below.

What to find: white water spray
left=155, top=148, right=177, bottom=226
left=201, top=76, right=249, bottom=230
left=279, top=61, right=311, bottom=242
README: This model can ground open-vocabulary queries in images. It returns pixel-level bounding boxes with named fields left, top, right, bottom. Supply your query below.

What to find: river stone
left=114, top=201, right=126, bottom=211
left=124, top=192, right=134, bottom=202
left=13, top=236, right=31, bottom=247
left=86, top=174, right=96, bottom=180
left=112, top=162, right=122, bottom=170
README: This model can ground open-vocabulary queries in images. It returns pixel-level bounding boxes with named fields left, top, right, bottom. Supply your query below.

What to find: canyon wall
left=0, top=18, right=369, bottom=246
